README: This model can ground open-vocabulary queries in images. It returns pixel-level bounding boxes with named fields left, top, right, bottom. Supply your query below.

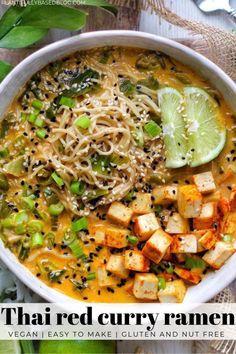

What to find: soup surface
left=0, top=47, right=235, bottom=303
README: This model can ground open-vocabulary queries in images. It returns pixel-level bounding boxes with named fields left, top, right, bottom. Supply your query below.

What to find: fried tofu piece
left=192, top=171, right=216, bottom=194
left=124, top=250, right=150, bottom=272
left=130, top=192, right=152, bottom=214
left=197, top=229, right=218, bottom=250
left=174, top=266, right=201, bottom=285
left=229, top=189, right=236, bottom=211
left=89, top=224, right=129, bottom=248
left=107, top=201, right=133, bottom=227
left=203, top=241, right=235, bottom=269
left=158, top=279, right=187, bottom=303
left=142, top=229, right=172, bottom=264
left=170, top=234, right=198, bottom=253
left=133, top=212, right=160, bottom=241
left=124, top=279, right=134, bottom=295
left=133, top=273, right=158, bottom=300
left=193, top=202, right=218, bottom=230
left=106, top=255, right=129, bottom=279
left=177, top=185, right=202, bottom=218
left=165, top=212, right=189, bottom=234
left=152, top=185, right=178, bottom=205
left=222, top=211, right=236, bottom=237
left=97, top=265, right=117, bottom=287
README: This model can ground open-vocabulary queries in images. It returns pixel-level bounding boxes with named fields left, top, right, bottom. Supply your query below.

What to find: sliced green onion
left=85, top=188, right=109, bottom=202
left=31, top=232, right=43, bottom=247
left=86, top=272, right=96, bottom=281
left=70, top=180, right=86, bottom=195
left=185, top=257, right=206, bottom=270
left=48, top=269, right=65, bottom=282
left=36, top=128, right=47, bottom=139
left=22, top=196, right=35, bottom=211
left=32, top=100, right=43, bottom=110
left=74, top=115, right=91, bottom=129
left=144, top=120, right=162, bottom=138
left=45, top=232, right=55, bottom=249
left=20, top=112, right=27, bottom=122
left=63, top=229, right=76, bottom=246
left=131, top=129, right=144, bottom=147
left=27, top=220, right=43, bottom=235
left=15, top=224, right=26, bottom=235
left=48, top=202, right=64, bottom=216
left=127, top=235, right=139, bottom=246
left=111, top=153, right=129, bottom=165
left=158, top=277, right=166, bottom=290
left=69, top=239, right=84, bottom=258
left=34, top=117, right=44, bottom=128
left=15, top=210, right=28, bottom=225
left=19, top=239, right=30, bottom=260
left=46, top=106, right=55, bottom=120
left=59, top=96, right=75, bottom=108
left=27, top=113, right=37, bottom=124
left=222, top=234, right=233, bottom=242
left=1, top=215, right=15, bottom=229
left=51, top=172, right=64, bottom=187
left=91, top=154, right=111, bottom=175
left=0, top=147, right=9, bottom=158
left=3, top=156, right=24, bottom=177
left=71, top=217, right=88, bottom=232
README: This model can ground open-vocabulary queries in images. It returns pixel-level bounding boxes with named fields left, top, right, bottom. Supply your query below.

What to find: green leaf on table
left=0, top=5, right=26, bottom=40
left=0, top=26, right=48, bottom=48
left=80, top=0, right=118, bottom=16
left=0, top=60, right=13, bottom=81
left=20, top=5, right=87, bottom=31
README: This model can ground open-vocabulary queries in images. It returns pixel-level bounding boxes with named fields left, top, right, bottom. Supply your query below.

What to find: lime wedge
left=158, top=87, right=188, bottom=168
left=184, top=87, right=226, bottom=167
left=0, top=340, right=21, bottom=354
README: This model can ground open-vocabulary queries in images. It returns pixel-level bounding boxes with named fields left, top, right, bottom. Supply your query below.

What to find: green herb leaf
left=0, top=5, right=26, bottom=40
left=120, top=79, right=135, bottom=97
left=0, top=60, right=13, bottom=81
left=0, top=26, right=48, bottom=49
left=81, top=0, right=118, bottom=16
left=185, top=257, right=206, bottom=269
left=20, top=5, right=87, bottom=31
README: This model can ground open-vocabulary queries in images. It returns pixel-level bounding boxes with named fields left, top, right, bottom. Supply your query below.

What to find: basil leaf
left=0, top=5, right=26, bottom=40
left=80, top=0, right=118, bottom=16
left=0, top=60, right=13, bottom=81
left=20, top=5, right=87, bottom=31
left=0, top=26, right=48, bottom=48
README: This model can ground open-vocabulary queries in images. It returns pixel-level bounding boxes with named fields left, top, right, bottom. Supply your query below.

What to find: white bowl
left=0, top=30, right=235, bottom=304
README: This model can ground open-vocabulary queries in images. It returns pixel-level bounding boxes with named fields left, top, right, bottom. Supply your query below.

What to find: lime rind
left=158, top=87, right=188, bottom=168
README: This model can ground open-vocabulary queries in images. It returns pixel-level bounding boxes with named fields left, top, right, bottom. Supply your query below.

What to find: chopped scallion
left=158, top=277, right=166, bottom=290
left=0, top=147, right=9, bottom=158
left=15, top=210, right=28, bottom=225
left=36, top=128, right=47, bottom=139
left=59, top=96, right=75, bottom=108
left=34, top=117, right=44, bottom=128
left=70, top=180, right=86, bottom=195
left=127, top=235, right=139, bottom=246
left=185, top=257, right=206, bottom=269
left=51, top=172, right=64, bottom=187
left=48, top=202, right=64, bottom=216
left=27, top=113, right=37, bottom=124
left=86, top=272, right=96, bottom=281
left=144, top=120, right=162, bottom=138
left=69, top=239, right=84, bottom=258
left=15, top=224, right=26, bottom=235
left=31, top=232, right=44, bottom=247
left=32, top=100, right=43, bottom=110
left=74, top=115, right=91, bottom=129
left=27, top=220, right=43, bottom=235
left=71, top=217, right=88, bottom=232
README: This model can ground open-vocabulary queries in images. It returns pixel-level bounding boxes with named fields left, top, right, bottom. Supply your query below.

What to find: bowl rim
left=0, top=29, right=235, bottom=305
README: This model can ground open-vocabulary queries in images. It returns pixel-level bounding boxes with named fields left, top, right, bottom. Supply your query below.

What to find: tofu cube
left=158, top=279, right=187, bottom=303
left=177, top=185, right=202, bottom=218
left=198, top=229, right=218, bottom=250
left=165, top=212, right=189, bottom=234
left=107, top=201, right=133, bottom=227
left=97, top=265, right=117, bottom=287
left=133, top=273, right=158, bottom=300
left=170, top=234, right=198, bottom=253
left=89, top=224, right=129, bottom=248
left=203, top=241, right=235, bottom=269
left=192, top=171, right=216, bottom=194
left=133, top=212, right=160, bottom=241
left=106, top=255, right=129, bottom=279
left=222, top=211, right=236, bottom=237
left=193, top=202, right=218, bottom=230
left=130, top=192, right=152, bottom=214
left=152, top=185, right=178, bottom=205
left=142, top=229, right=172, bottom=264
left=174, top=267, right=201, bottom=285
left=124, top=279, right=134, bottom=295
left=229, top=190, right=236, bottom=211
left=124, top=250, right=150, bottom=272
